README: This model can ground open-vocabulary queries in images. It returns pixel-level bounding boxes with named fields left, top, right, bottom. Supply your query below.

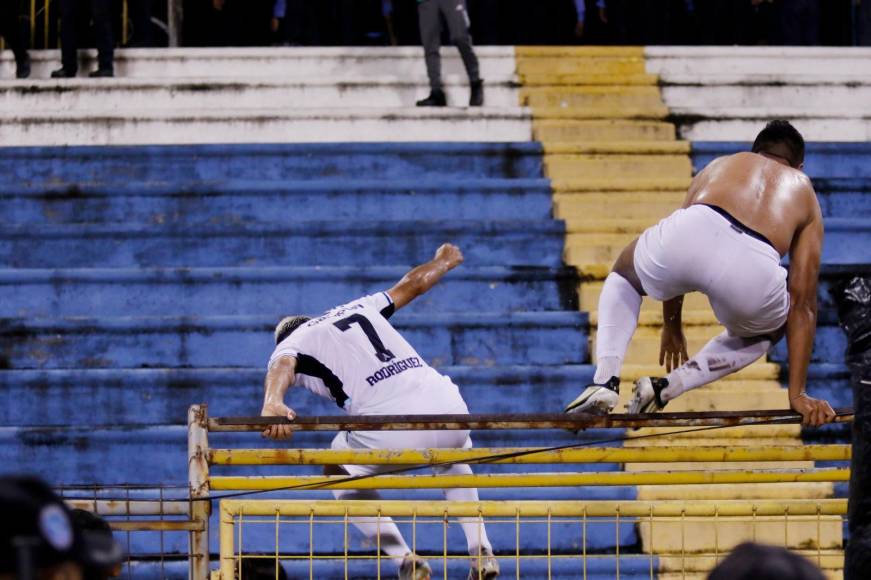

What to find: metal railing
left=217, top=499, right=848, bottom=580
left=189, top=403, right=854, bottom=580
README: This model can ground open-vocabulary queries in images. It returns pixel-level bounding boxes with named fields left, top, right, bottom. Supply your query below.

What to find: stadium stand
left=0, top=45, right=866, bottom=577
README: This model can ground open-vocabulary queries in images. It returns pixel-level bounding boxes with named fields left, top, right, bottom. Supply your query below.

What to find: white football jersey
left=268, top=293, right=465, bottom=415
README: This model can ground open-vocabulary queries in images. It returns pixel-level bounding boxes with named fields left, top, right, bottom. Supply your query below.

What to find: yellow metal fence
left=217, top=499, right=848, bottom=580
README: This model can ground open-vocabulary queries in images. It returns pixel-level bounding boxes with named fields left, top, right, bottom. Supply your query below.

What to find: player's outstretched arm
left=786, top=199, right=835, bottom=427
left=261, top=356, right=298, bottom=440
left=386, top=243, right=464, bottom=311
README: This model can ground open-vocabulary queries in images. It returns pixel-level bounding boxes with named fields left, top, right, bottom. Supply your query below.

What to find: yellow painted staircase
left=514, top=46, right=843, bottom=578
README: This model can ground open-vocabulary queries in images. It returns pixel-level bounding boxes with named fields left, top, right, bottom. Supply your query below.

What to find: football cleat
left=398, top=553, right=432, bottom=580
left=467, top=551, right=499, bottom=579
left=564, top=376, right=620, bottom=415
left=627, top=376, right=669, bottom=414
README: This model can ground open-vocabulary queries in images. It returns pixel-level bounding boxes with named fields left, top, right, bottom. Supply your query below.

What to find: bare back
left=684, top=152, right=819, bottom=257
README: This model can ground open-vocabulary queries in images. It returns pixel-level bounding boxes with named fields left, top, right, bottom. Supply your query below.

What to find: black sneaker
left=469, top=80, right=484, bottom=107
left=627, top=377, right=668, bottom=414
left=416, top=89, right=446, bottom=107
left=15, top=54, right=30, bottom=79
left=89, top=68, right=114, bottom=78
left=564, top=376, right=620, bottom=415
left=51, top=67, right=76, bottom=78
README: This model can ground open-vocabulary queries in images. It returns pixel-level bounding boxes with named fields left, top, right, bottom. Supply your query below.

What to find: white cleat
left=398, top=553, right=432, bottom=580
left=564, top=377, right=620, bottom=415
left=626, top=376, right=668, bottom=414
left=467, top=552, right=500, bottom=580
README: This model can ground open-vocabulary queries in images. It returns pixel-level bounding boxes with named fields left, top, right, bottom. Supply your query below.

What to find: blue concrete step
left=1, top=425, right=624, bottom=485
left=692, top=142, right=871, bottom=178
left=0, top=312, right=588, bottom=370
left=0, top=179, right=554, bottom=225
left=0, top=220, right=565, bottom=268
left=770, top=324, right=845, bottom=365
left=0, top=143, right=544, bottom=185
left=0, top=365, right=595, bottom=425
left=1, top=218, right=865, bottom=268
left=230, top=525, right=640, bottom=568
left=118, top=554, right=656, bottom=580
left=814, top=179, right=871, bottom=218
left=0, top=266, right=579, bottom=317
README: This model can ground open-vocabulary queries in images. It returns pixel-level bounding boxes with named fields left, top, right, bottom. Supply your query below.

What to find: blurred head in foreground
left=0, top=476, right=122, bottom=580
left=708, top=542, right=825, bottom=580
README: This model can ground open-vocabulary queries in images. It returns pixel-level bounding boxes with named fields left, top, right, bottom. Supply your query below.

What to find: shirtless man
left=261, top=244, right=499, bottom=580
left=564, top=120, right=837, bottom=427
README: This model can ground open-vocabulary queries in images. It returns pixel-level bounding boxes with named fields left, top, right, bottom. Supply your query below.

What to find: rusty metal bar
left=208, top=444, right=851, bottom=466
left=210, top=467, right=849, bottom=491
left=208, top=408, right=854, bottom=432
left=66, top=499, right=190, bottom=516
left=220, top=498, right=848, bottom=519
left=188, top=404, right=211, bottom=580
left=109, top=520, right=204, bottom=532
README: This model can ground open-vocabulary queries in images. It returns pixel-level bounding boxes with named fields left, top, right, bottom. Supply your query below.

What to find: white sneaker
left=627, top=376, right=668, bottom=414
left=398, top=553, right=432, bottom=580
left=564, top=377, right=620, bottom=415
left=467, top=552, right=500, bottom=579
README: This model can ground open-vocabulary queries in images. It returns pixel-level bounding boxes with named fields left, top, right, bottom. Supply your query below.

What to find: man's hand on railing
left=261, top=401, right=296, bottom=440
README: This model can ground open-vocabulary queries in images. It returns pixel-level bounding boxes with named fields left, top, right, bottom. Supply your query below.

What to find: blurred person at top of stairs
left=415, top=0, right=483, bottom=107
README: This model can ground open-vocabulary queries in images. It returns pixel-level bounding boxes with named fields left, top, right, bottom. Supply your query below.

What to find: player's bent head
left=274, top=315, right=312, bottom=345
left=752, top=119, right=805, bottom=169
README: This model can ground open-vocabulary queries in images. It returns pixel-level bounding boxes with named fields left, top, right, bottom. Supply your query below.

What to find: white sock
left=332, top=488, right=411, bottom=566
left=662, top=330, right=772, bottom=402
left=433, top=463, right=493, bottom=555
left=593, top=273, right=642, bottom=384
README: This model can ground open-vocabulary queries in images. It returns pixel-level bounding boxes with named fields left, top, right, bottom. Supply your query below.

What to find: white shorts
left=331, top=382, right=472, bottom=477
left=331, top=428, right=473, bottom=477
left=633, top=204, right=789, bottom=338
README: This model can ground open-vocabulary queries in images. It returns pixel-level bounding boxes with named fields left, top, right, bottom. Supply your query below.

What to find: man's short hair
left=751, top=120, right=805, bottom=168
left=274, top=316, right=311, bottom=345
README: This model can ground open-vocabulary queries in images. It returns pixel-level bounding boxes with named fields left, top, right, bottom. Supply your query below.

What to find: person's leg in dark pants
left=0, top=0, right=30, bottom=77
left=53, top=0, right=79, bottom=76
left=130, top=0, right=154, bottom=47
left=416, top=0, right=447, bottom=106
left=90, top=0, right=114, bottom=74
left=439, top=0, right=482, bottom=105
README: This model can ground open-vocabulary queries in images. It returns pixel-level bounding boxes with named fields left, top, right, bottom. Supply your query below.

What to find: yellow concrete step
left=554, top=191, right=685, bottom=220
left=516, top=46, right=646, bottom=58
left=610, top=382, right=789, bottom=415
left=626, top=461, right=815, bottom=472
left=630, top=424, right=801, bottom=439
left=591, top=309, right=721, bottom=327
left=544, top=154, right=692, bottom=180
left=520, top=86, right=663, bottom=109
left=638, top=516, right=842, bottom=552
left=620, top=362, right=779, bottom=382
left=519, top=72, right=659, bottom=86
left=532, top=105, right=670, bottom=120
left=658, top=551, right=844, bottom=573
left=624, top=438, right=803, bottom=448
left=580, top=285, right=710, bottom=313
left=543, top=141, right=689, bottom=155
left=522, top=86, right=664, bottom=109
left=553, top=176, right=692, bottom=192
left=659, top=572, right=841, bottom=580
left=636, top=482, right=835, bottom=501
left=591, top=325, right=729, bottom=364
left=516, top=58, right=648, bottom=76
left=565, top=233, right=645, bottom=263
left=533, top=119, right=676, bottom=142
